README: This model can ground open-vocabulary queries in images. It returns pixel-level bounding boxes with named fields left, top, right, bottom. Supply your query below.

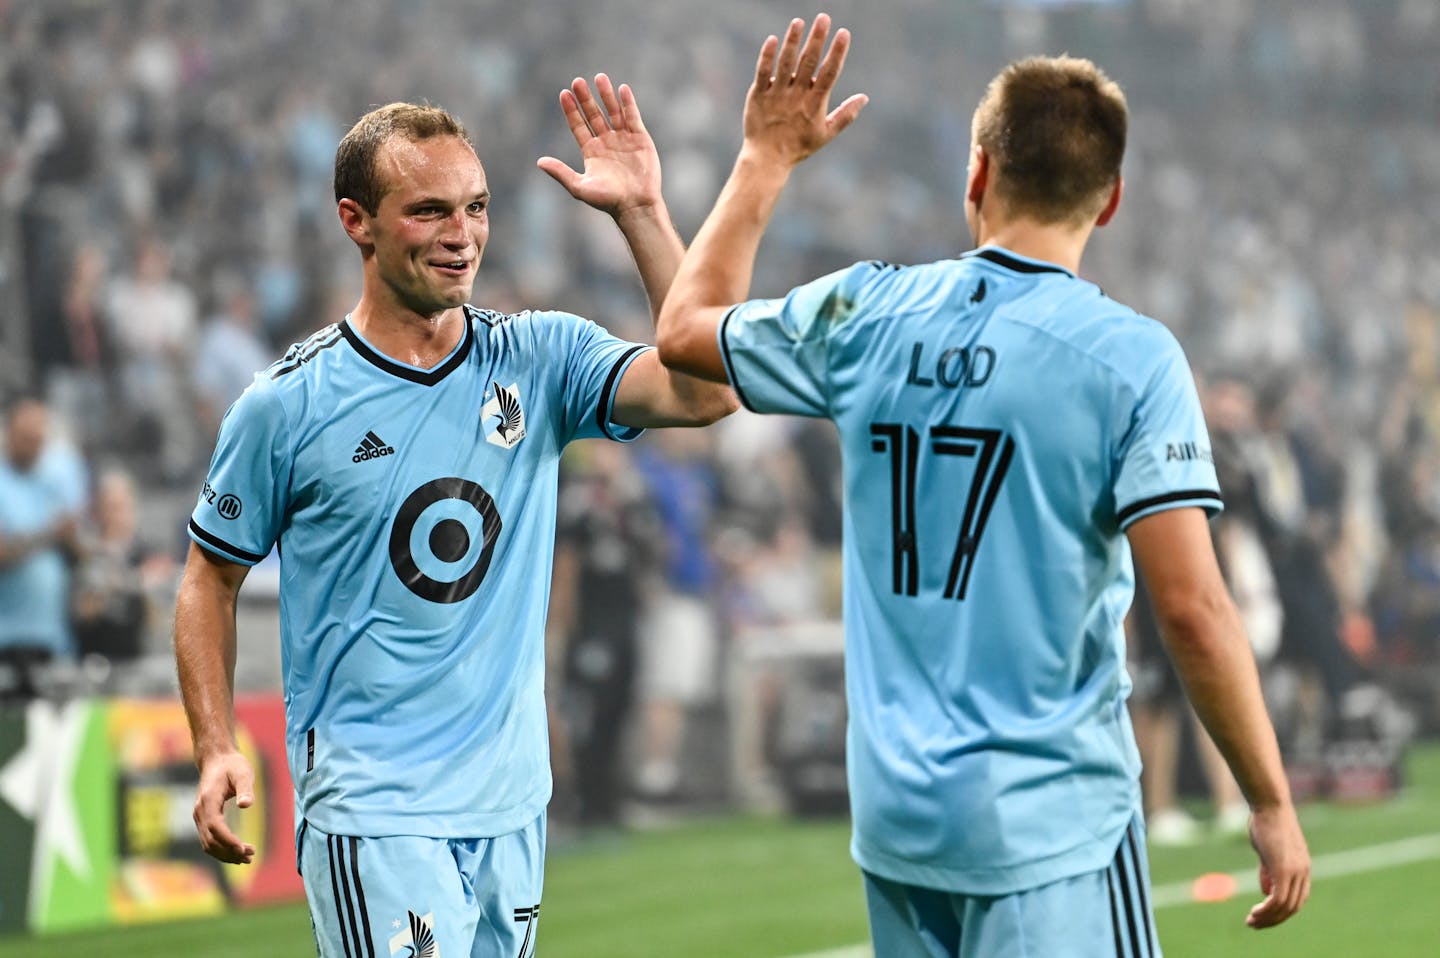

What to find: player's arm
left=537, top=73, right=735, bottom=427
left=174, top=541, right=257, bottom=865
left=1127, top=507, right=1310, bottom=928
left=656, top=15, right=867, bottom=382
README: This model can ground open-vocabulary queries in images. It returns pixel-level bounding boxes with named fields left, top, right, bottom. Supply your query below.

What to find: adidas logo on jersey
left=353, top=430, right=396, bottom=462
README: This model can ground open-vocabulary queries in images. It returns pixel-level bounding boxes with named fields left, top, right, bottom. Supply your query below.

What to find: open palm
left=538, top=74, right=662, bottom=217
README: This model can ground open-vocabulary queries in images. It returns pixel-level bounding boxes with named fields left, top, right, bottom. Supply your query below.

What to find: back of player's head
left=334, top=103, right=474, bottom=214
left=972, top=56, right=1127, bottom=226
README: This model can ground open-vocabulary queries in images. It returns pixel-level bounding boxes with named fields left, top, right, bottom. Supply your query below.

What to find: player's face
left=367, top=135, right=490, bottom=317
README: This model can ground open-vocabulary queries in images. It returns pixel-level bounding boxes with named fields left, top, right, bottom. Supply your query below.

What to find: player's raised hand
left=537, top=74, right=662, bottom=218
left=742, top=14, right=867, bottom=169
left=193, top=748, right=257, bottom=865
left=1245, top=804, right=1311, bottom=928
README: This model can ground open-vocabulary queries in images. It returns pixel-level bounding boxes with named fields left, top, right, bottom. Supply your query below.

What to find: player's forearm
left=684, top=149, right=790, bottom=308
left=613, top=200, right=685, bottom=326
left=1158, top=594, right=1294, bottom=812
left=174, top=569, right=243, bottom=762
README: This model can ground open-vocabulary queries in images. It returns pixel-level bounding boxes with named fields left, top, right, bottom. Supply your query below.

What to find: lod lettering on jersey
left=906, top=342, right=997, bottom=389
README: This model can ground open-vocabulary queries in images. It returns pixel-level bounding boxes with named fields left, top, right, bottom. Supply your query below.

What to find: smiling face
left=346, top=133, right=490, bottom=320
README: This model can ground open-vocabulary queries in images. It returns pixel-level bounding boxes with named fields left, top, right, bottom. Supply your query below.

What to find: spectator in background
left=0, top=397, right=88, bottom=695
left=192, top=271, right=273, bottom=438
left=72, top=467, right=171, bottom=666
left=105, top=235, right=200, bottom=484
left=632, top=427, right=724, bottom=802
left=548, top=442, right=663, bottom=830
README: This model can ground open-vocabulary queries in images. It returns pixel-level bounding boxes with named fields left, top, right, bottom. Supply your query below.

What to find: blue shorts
left=863, top=816, right=1161, bottom=958
left=298, top=814, right=545, bottom=958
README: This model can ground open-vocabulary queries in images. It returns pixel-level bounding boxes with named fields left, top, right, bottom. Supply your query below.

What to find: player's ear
left=965, top=144, right=989, bottom=207
left=1095, top=176, right=1123, bottom=227
left=337, top=198, right=372, bottom=246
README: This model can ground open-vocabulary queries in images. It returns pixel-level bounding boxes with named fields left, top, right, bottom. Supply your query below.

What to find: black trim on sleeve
left=1115, top=489, right=1223, bottom=527
left=189, top=519, right=266, bottom=564
left=717, top=305, right=757, bottom=413
left=339, top=315, right=473, bottom=385
left=595, top=344, right=647, bottom=436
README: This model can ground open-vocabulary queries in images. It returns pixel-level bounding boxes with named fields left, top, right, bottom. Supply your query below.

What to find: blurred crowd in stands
left=2, top=0, right=1437, bottom=825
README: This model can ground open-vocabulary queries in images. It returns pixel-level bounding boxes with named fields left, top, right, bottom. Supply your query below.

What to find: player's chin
left=429, top=279, right=475, bottom=309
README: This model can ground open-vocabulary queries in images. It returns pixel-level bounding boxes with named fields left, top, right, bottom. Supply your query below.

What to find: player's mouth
left=430, top=259, right=473, bottom=277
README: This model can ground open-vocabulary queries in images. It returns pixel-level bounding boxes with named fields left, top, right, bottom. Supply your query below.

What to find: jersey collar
left=963, top=246, right=1074, bottom=278
left=339, top=310, right=474, bottom=386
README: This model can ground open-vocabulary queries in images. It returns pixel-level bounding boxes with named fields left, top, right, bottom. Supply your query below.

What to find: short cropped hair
left=334, top=103, right=474, bottom=214
left=972, top=56, right=1127, bottom=225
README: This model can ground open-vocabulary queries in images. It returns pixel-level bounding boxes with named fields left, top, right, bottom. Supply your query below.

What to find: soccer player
left=175, top=77, right=735, bottom=957
left=656, top=16, right=1310, bottom=956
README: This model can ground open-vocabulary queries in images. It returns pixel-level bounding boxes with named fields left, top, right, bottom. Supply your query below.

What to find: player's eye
left=467, top=201, right=487, bottom=215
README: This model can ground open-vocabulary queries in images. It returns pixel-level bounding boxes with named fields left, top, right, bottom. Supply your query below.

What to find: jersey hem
left=299, top=795, right=550, bottom=841
left=851, top=817, right=1131, bottom=896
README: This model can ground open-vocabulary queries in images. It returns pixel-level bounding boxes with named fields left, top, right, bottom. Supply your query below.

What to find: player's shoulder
left=468, top=303, right=586, bottom=339
left=264, top=323, right=347, bottom=385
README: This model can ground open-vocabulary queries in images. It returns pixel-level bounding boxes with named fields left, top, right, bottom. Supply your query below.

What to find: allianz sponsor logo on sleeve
left=481, top=381, right=527, bottom=449
left=1165, top=440, right=1213, bottom=463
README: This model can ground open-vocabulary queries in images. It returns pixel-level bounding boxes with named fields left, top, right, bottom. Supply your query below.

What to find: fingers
left=774, top=18, right=805, bottom=80
left=570, top=76, right=609, bottom=137
left=618, top=83, right=647, bottom=133
left=595, top=73, right=625, bottom=130
left=535, top=156, right=583, bottom=196
left=827, top=91, right=869, bottom=136
left=754, top=34, right=779, bottom=90
left=814, top=26, right=852, bottom=92
left=794, top=13, right=832, bottom=82
left=1245, top=863, right=1310, bottom=929
left=193, top=776, right=256, bottom=865
left=559, top=75, right=636, bottom=145
left=556, top=88, right=592, bottom=148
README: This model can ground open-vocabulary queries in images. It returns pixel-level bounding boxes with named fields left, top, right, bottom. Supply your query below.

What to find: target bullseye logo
left=388, top=477, right=502, bottom=603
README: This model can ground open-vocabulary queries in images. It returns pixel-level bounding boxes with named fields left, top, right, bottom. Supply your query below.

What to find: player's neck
left=972, top=217, right=1090, bottom=275
left=348, top=300, right=467, bottom=370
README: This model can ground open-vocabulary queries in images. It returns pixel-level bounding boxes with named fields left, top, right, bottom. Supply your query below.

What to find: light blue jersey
left=190, top=306, right=647, bottom=839
left=720, top=247, right=1222, bottom=895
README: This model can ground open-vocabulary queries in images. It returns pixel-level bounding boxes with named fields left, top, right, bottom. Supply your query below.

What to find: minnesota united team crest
left=481, top=381, right=527, bottom=449
left=389, top=909, right=439, bottom=957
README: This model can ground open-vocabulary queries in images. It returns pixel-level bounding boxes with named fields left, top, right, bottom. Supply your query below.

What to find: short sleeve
left=188, top=376, right=293, bottom=565
left=1112, top=332, right=1223, bottom=528
left=533, top=312, right=650, bottom=445
left=719, top=261, right=883, bottom=417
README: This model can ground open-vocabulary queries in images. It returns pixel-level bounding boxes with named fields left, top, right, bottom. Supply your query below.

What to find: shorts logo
left=389, top=910, right=439, bottom=957
left=482, top=382, right=526, bottom=449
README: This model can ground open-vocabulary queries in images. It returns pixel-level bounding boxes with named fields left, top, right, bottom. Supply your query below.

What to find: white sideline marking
left=785, top=833, right=1440, bottom=958
left=1150, top=832, right=1440, bottom=907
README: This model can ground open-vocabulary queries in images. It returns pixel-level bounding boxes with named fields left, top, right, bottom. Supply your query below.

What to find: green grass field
left=9, top=744, right=1439, bottom=957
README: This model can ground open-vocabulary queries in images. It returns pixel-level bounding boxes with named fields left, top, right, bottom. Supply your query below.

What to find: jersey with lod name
left=719, top=246, right=1222, bottom=895
left=190, top=305, right=648, bottom=839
